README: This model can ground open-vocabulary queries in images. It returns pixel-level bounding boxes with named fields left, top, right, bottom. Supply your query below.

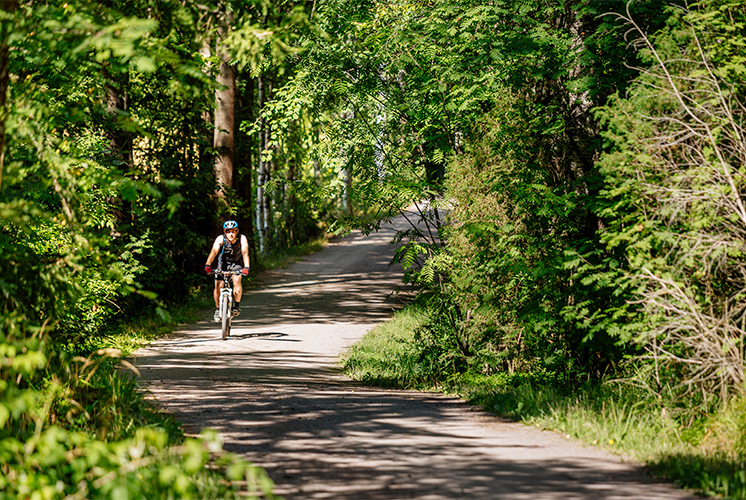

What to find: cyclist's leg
left=229, top=275, right=241, bottom=316
left=224, top=262, right=243, bottom=314
left=214, top=282, right=222, bottom=307
left=232, top=274, right=243, bottom=304
left=213, top=276, right=222, bottom=321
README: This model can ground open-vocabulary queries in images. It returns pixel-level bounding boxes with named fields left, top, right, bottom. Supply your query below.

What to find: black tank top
left=220, top=234, right=243, bottom=265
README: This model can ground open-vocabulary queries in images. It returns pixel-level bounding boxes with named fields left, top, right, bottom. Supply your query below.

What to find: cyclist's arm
left=205, top=235, right=224, bottom=267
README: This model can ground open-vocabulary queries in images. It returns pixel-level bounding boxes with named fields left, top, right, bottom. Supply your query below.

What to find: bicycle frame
left=213, top=270, right=242, bottom=340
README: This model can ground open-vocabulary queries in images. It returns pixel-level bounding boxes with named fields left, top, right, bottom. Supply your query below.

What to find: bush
left=593, top=0, right=746, bottom=407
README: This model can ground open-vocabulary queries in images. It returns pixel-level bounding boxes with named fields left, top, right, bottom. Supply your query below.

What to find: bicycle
left=211, top=270, right=242, bottom=340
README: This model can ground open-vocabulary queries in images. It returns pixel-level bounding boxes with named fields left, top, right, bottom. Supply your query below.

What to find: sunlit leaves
left=223, top=5, right=310, bottom=76
left=0, top=425, right=275, bottom=500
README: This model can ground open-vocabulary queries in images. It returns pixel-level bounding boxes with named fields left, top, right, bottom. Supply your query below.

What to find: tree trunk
left=341, top=164, right=352, bottom=214
left=286, top=156, right=296, bottom=245
left=255, top=73, right=274, bottom=253
left=239, top=74, right=257, bottom=267
left=268, top=153, right=277, bottom=247
left=199, top=39, right=214, bottom=147
left=256, top=75, right=266, bottom=253
left=105, top=77, right=133, bottom=226
left=0, top=0, right=18, bottom=191
left=106, top=82, right=130, bottom=160
left=214, top=38, right=235, bottom=202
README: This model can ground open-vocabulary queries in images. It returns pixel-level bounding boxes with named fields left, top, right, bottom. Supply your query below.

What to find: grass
left=466, top=379, right=682, bottom=459
left=99, top=291, right=214, bottom=356
left=44, top=286, right=217, bottom=444
left=341, top=303, right=429, bottom=388
left=343, top=303, right=746, bottom=499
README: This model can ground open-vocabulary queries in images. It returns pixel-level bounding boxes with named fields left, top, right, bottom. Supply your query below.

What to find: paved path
left=135, top=217, right=696, bottom=499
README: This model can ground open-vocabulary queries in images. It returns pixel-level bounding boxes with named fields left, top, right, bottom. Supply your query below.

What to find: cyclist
left=204, top=220, right=250, bottom=322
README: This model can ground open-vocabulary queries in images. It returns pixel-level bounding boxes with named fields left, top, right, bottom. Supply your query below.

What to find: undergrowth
left=341, top=303, right=428, bottom=388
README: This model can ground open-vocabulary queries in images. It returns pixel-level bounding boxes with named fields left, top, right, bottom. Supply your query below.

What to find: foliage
left=0, top=308, right=277, bottom=499
left=438, top=96, right=572, bottom=376
left=341, top=1, right=746, bottom=494
left=323, top=0, right=746, bottom=413
left=1, top=426, right=275, bottom=500
left=300, top=0, right=679, bottom=385
left=1, top=370, right=274, bottom=500
left=593, top=0, right=746, bottom=407
left=2, top=0, right=746, bottom=495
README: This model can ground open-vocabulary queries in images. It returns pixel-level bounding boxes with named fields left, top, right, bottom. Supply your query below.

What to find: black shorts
left=214, top=261, right=243, bottom=281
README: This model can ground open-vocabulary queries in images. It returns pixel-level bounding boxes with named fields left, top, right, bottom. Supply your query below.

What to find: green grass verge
left=341, top=303, right=429, bottom=388
left=101, top=291, right=214, bottom=356
left=343, top=303, right=746, bottom=499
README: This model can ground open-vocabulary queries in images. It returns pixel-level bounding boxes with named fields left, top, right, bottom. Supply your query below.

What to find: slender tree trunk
left=105, top=76, right=133, bottom=225
left=268, top=153, right=277, bottom=248
left=199, top=39, right=214, bottom=147
left=261, top=124, right=271, bottom=249
left=214, top=40, right=235, bottom=202
left=286, top=156, right=296, bottom=245
left=341, top=166, right=352, bottom=214
left=255, top=73, right=274, bottom=253
left=256, top=75, right=266, bottom=253
left=263, top=76, right=273, bottom=248
left=0, top=0, right=18, bottom=192
left=106, top=82, right=130, bottom=160
left=239, top=74, right=257, bottom=266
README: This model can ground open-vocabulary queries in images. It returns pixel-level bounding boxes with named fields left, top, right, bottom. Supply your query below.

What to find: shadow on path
left=136, top=217, right=696, bottom=500
left=140, top=349, right=694, bottom=500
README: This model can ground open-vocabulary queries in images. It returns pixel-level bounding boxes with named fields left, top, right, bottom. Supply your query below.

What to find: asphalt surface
left=134, top=215, right=698, bottom=499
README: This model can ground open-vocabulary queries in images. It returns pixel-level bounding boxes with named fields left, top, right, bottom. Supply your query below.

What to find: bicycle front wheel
left=220, top=293, right=230, bottom=340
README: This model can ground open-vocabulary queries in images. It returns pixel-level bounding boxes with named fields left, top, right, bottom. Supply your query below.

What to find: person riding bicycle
left=204, top=220, right=250, bottom=322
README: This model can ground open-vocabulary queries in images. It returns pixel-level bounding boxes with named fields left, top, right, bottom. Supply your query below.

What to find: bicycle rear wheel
left=220, top=294, right=230, bottom=340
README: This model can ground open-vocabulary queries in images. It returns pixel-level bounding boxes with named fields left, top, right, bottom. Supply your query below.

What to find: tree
left=0, top=2, right=280, bottom=496
left=214, top=34, right=237, bottom=201
left=289, top=0, right=675, bottom=377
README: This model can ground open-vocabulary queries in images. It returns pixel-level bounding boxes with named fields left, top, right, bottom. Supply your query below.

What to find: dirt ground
left=134, top=217, right=698, bottom=499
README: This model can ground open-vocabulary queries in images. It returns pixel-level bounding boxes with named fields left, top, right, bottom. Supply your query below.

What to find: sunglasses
left=224, top=229, right=238, bottom=234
